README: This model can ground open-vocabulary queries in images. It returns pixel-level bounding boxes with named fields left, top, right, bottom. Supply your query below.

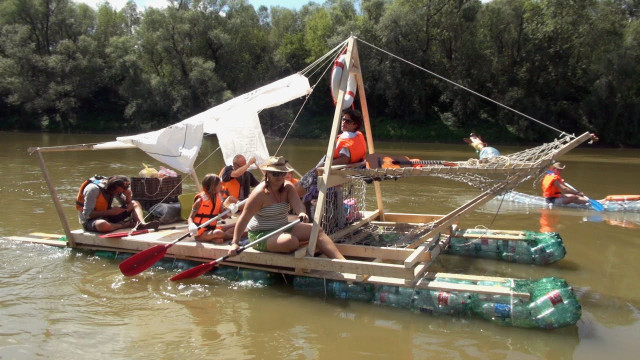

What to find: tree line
left=0, top=0, right=638, bottom=146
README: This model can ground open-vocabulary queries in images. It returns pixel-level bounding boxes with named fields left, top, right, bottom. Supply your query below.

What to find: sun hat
left=551, top=162, right=566, bottom=170
left=260, top=156, right=294, bottom=173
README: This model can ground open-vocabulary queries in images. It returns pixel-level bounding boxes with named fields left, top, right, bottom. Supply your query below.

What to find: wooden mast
left=307, top=36, right=384, bottom=256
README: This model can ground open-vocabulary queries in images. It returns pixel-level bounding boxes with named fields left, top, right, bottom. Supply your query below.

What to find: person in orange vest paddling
left=188, top=174, right=238, bottom=243
left=541, top=162, right=589, bottom=206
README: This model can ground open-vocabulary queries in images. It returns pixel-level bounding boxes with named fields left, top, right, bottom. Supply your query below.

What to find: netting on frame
left=312, top=178, right=367, bottom=235
left=339, top=134, right=578, bottom=192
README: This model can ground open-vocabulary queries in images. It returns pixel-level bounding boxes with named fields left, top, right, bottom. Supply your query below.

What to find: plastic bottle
left=374, top=285, right=414, bottom=308
left=329, top=281, right=374, bottom=302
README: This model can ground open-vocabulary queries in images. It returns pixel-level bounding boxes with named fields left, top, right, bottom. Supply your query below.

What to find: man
left=219, top=154, right=260, bottom=201
left=464, top=133, right=500, bottom=160
left=541, top=162, right=589, bottom=205
left=76, top=175, right=159, bottom=233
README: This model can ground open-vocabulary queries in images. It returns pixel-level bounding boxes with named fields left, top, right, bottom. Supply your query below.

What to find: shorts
left=82, top=207, right=132, bottom=232
left=545, top=197, right=563, bottom=206
left=248, top=228, right=293, bottom=251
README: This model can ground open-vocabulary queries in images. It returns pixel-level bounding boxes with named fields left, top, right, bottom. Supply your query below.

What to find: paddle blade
left=119, top=244, right=169, bottom=276
left=589, top=199, right=605, bottom=212
left=169, top=261, right=218, bottom=281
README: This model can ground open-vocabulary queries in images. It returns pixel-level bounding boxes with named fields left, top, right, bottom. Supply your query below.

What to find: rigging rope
left=357, top=38, right=571, bottom=137
left=274, top=43, right=346, bottom=156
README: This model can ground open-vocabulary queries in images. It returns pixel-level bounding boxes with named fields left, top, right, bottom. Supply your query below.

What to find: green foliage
left=0, top=0, right=638, bottom=145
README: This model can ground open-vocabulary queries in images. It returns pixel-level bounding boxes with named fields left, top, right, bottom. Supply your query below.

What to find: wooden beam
left=34, top=149, right=74, bottom=246
left=308, top=37, right=357, bottom=256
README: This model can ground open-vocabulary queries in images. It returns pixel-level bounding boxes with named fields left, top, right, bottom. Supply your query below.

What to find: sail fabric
left=116, top=122, right=204, bottom=173
left=101, top=73, right=310, bottom=173
left=180, top=73, right=312, bottom=166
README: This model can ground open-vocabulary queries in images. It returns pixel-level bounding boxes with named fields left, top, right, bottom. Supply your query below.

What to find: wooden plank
left=454, top=233, right=526, bottom=241
left=336, top=243, right=429, bottom=262
left=381, top=213, right=443, bottom=224
left=4, top=236, right=67, bottom=247
left=404, top=241, right=431, bottom=268
left=29, top=232, right=66, bottom=239
left=329, top=209, right=379, bottom=240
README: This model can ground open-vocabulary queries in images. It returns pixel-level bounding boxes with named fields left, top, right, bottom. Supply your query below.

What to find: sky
left=76, top=0, right=306, bottom=11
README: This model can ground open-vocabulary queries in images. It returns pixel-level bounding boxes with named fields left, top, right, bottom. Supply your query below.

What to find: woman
left=228, top=156, right=345, bottom=259
left=188, top=174, right=237, bottom=243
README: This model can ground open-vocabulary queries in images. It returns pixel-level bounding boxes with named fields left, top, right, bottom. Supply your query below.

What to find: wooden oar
left=100, top=225, right=187, bottom=238
left=118, top=199, right=247, bottom=277
left=564, top=182, right=604, bottom=212
left=169, top=219, right=301, bottom=281
left=366, top=153, right=457, bottom=169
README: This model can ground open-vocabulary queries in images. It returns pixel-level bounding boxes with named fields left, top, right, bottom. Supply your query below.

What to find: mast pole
left=307, top=36, right=357, bottom=256
left=351, top=39, right=385, bottom=220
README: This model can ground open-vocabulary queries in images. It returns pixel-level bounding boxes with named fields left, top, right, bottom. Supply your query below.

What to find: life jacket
left=76, top=176, right=110, bottom=212
left=193, top=191, right=222, bottom=236
left=219, top=166, right=241, bottom=199
left=333, top=131, right=366, bottom=163
left=541, top=171, right=563, bottom=198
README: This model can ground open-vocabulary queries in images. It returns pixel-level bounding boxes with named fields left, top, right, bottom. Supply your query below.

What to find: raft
left=4, top=233, right=581, bottom=329
left=500, top=191, right=640, bottom=212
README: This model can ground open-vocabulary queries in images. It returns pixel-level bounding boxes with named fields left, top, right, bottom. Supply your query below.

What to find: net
left=339, top=133, right=588, bottom=192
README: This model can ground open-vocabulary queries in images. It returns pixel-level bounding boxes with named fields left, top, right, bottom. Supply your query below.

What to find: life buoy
left=331, top=52, right=357, bottom=109
left=605, top=195, right=640, bottom=202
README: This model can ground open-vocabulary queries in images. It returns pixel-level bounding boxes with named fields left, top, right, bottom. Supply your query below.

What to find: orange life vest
left=219, top=166, right=241, bottom=199
left=193, top=191, right=222, bottom=236
left=541, top=172, right=563, bottom=198
left=333, top=131, right=366, bottom=163
left=76, top=176, right=110, bottom=212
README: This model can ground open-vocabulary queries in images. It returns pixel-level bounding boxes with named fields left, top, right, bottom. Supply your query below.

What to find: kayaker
left=228, top=156, right=345, bottom=259
left=541, top=162, right=589, bottom=205
left=464, top=133, right=500, bottom=160
left=188, top=174, right=239, bottom=243
left=76, top=175, right=159, bottom=233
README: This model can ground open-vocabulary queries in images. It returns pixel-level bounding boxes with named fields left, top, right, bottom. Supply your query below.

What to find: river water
left=1, top=131, right=639, bottom=359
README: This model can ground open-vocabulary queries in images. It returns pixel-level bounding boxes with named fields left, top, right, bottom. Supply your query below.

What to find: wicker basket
left=131, top=175, right=182, bottom=201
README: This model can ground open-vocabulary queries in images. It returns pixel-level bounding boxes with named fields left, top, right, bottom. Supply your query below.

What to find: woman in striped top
left=229, top=156, right=344, bottom=259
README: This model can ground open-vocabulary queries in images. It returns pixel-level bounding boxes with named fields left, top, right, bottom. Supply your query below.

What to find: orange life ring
left=605, top=195, right=640, bottom=202
left=330, top=52, right=357, bottom=109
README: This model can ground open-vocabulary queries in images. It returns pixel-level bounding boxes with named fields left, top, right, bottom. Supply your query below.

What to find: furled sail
left=107, top=74, right=311, bottom=173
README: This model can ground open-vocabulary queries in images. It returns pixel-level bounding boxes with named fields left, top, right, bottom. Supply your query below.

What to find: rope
left=357, top=38, right=571, bottom=137
left=274, top=44, right=345, bottom=156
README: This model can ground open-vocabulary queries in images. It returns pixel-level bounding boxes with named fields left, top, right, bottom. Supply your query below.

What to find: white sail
left=108, top=73, right=312, bottom=173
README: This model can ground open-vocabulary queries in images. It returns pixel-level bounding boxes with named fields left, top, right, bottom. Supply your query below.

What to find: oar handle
left=234, top=219, right=301, bottom=256
left=169, top=219, right=302, bottom=281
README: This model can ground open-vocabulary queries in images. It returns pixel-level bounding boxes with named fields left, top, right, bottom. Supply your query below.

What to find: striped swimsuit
left=247, top=202, right=291, bottom=251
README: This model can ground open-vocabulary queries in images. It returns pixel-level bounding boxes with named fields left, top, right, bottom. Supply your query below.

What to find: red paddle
left=170, top=219, right=301, bottom=281
left=118, top=199, right=247, bottom=277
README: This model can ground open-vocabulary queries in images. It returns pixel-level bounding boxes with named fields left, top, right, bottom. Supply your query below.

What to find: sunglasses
left=270, top=171, right=287, bottom=177
left=341, top=117, right=356, bottom=124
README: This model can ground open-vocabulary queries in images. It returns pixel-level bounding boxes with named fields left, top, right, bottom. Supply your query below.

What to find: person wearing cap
left=76, top=175, right=159, bottom=233
left=228, top=156, right=345, bottom=259
left=541, top=162, right=589, bottom=205
left=463, top=133, right=500, bottom=160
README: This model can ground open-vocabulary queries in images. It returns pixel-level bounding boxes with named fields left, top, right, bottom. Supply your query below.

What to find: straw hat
left=551, top=162, right=566, bottom=170
left=260, top=156, right=294, bottom=172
